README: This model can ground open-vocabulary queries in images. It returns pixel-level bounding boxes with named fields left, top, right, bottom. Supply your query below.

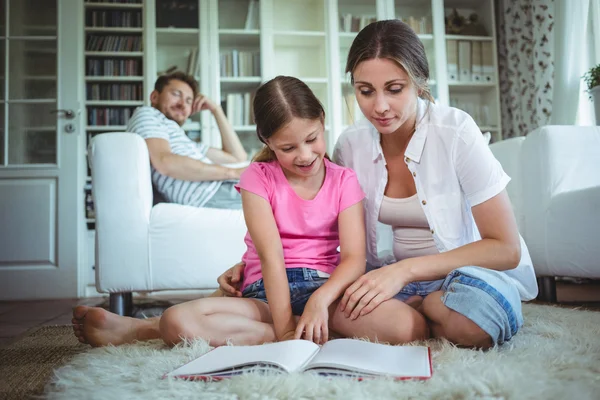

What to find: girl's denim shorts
left=242, top=268, right=329, bottom=316
left=391, top=266, right=524, bottom=345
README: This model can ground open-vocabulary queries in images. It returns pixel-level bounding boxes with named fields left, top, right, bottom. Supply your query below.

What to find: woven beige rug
left=0, top=325, right=87, bottom=400
left=36, top=303, right=600, bottom=400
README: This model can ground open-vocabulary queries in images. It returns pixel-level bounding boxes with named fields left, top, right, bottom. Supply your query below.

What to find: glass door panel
left=8, top=102, right=56, bottom=164
left=2, top=0, right=57, bottom=166
left=9, top=39, right=57, bottom=99
left=9, top=0, right=57, bottom=36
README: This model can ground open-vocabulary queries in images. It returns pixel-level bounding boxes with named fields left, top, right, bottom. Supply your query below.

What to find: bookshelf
left=76, top=0, right=503, bottom=294
left=83, top=0, right=145, bottom=235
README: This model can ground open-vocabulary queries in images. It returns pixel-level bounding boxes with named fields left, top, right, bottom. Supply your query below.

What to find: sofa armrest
left=521, top=125, right=600, bottom=278
left=89, top=133, right=153, bottom=293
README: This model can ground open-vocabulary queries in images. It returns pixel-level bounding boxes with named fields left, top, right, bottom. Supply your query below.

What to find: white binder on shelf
left=446, top=40, right=459, bottom=82
left=458, top=41, right=472, bottom=82
left=481, top=42, right=495, bottom=83
left=471, top=41, right=483, bottom=82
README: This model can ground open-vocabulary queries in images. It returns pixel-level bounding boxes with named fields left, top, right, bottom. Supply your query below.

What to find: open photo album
left=166, top=339, right=432, bottom=380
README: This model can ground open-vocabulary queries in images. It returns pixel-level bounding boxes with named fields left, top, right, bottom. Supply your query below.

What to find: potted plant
left=583, top=63, right=600, bottom=124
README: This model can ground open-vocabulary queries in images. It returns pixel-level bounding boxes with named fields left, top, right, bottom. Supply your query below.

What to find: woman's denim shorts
left=242, top=268, right=329, bottom=316
left=392, top=266, right=524, bottom=345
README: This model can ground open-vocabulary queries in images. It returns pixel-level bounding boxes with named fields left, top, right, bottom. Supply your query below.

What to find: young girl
left=72, top=76, right=366, bottom=347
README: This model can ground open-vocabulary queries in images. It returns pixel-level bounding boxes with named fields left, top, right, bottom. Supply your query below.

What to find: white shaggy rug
left=45, top=304, right=600, bottom=400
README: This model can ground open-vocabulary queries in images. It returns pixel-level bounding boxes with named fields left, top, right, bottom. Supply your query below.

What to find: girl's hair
left=252, top=76, right=325, bottom=162
left=345, top=19, right=434, bottom=103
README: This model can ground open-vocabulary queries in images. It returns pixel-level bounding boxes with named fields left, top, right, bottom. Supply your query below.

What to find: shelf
left=301, top=78, right=329, bottom=84
left=274, top=31, right=326, bottom=47
left=85, top=27, right=143, bottom=33
left=219, top=30, right=260, bottom=47
left=86, top=100, right=143, bottom=106
left=220, top=77, right=262, bottom=92
left=418, top=34, right=434, bottom=41
left=448, top=81, right=497, bottom=93
left=84, top=2, right=142, bottom=9
left=87, top=125, right=127, bottom=131
left=156, top=28, right=199, bottom=46
left=85, top=51, right=144, bottom=57
left=445, top=35, right=494, bottom=42
left=234, top=125, right=257, bottom=131
left=85, top=76, right=143, bottom=81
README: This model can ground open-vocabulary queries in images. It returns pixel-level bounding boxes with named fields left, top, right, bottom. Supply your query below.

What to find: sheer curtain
left=497, top=0, right=600, bottom=137
left=574, top=0, right=600, bottom=125
left=551, top=0, right=598, bottom=125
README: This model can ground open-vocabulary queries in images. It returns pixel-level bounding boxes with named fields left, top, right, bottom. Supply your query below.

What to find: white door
left=0, top=0, right=83, bottom=300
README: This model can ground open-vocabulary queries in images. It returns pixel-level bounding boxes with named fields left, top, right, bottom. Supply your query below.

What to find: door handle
left=51, top=109, right=76, bottom=119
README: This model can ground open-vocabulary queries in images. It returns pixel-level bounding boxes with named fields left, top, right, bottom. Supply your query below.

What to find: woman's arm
left=241, top=189, right=296, bottom=340
left=295, top=201, right=366, bottom=343
left=340, top=190, right=521, bottom=319
left=400, top=189, right=521, bottom=282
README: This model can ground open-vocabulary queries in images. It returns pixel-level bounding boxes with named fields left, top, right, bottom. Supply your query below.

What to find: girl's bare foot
left=71, top=306, right=140, bottom=347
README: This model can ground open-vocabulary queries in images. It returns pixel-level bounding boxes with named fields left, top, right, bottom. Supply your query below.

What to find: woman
left=219, top=20, right=538, bottom=349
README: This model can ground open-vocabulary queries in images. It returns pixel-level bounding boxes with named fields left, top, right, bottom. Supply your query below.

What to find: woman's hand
left=217, top=261, right=245, bottom=297
left=339, top=263, right=411, bottom=319
left=294, top=296, right=330, bottom=344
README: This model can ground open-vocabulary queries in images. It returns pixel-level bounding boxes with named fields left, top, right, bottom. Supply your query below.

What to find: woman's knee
left=442, top=311, right=493, bottom=349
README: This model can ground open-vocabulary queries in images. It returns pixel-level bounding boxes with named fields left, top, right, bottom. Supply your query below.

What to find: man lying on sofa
left=126, top=71, right=248, bottom=209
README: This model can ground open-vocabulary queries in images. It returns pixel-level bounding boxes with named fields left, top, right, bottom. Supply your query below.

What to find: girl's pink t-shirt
left=235, top=158, right=365, bottom=291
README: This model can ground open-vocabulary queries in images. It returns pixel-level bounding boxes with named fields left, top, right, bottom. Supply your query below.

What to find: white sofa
left=91, top=126, right=600, bottom=313
left=490, top=125, right=600, bottom=301
left=89, top=133, right=248, bottom=315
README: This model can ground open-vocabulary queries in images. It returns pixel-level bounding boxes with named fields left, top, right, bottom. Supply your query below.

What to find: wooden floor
left=1, top=280, right=598, bottom=348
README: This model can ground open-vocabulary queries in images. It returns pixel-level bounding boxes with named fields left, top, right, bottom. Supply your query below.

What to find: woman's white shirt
left=333, top=99, right=538, bottom=301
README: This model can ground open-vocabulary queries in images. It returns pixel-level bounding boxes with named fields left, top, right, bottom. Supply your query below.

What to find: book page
left=303, top=339, right=431, bottom=378
left=168, top=340, right=320, bottom=378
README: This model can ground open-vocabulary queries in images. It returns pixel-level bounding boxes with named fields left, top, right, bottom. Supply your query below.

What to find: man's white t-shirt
left=127, top=106, right=222, bottom=207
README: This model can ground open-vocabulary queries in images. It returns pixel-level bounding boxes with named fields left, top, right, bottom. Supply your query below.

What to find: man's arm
left=195, top=96, right=248, bottom=164
left=146, top=137, right=244, bottom=182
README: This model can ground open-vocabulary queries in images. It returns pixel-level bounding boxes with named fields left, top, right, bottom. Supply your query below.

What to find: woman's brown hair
left=252, top=76, right=325, bottom=162
left=345, top=19, right=434, bottom=103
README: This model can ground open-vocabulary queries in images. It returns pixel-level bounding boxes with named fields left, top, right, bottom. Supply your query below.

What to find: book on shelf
left=244, top=0, right=260, bottom=30
left=186, top=48, right=199, bottom=76
left=166, top=339, right=432, bottom=380
left=471, top=41, right=483, bottom=82
left=339, top=14, right=377, bottom=33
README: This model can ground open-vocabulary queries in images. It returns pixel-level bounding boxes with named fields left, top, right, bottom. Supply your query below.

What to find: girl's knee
left=159, top=307, right=195, bottom=346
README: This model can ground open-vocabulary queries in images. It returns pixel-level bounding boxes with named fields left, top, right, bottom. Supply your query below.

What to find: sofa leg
left=109, top=292, right=133, bottom=316
left=536, top=277, right=557, bottom=303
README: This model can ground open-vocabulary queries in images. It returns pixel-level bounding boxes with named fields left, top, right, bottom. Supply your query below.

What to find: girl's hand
left=294, top=296, right=329, bottom=344
left=339, top=263, right=410, bottom=319
left=278, top=330, right=297, bottom=342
